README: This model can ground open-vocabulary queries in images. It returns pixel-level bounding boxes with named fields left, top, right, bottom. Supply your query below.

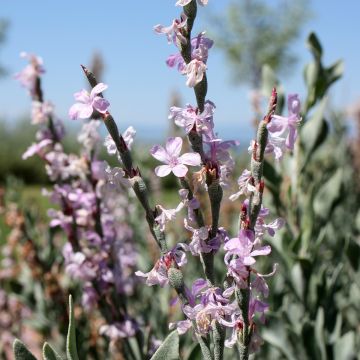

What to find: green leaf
left=301, top=321, right=319, bottom=359
left=326, top=59, right=344, bottom=86
left=66, top=295, right=79, bottom=360
left=301, top=96, right=329, bottom=165
left=13, top=339, right=37, bottom=360
left=186, top=344, right=201, bottom=360
left=42, top=343, right=63, bottom=360
left=262, top=327, right=296, bottom=360
left=329, top=314, right=343, bottom=344
left=307, top=32, right=322, bottom=61
left=150, top=331, right=179, bottom=360
left=346, top=237, right=360, bottom=270
left=304, top=62, right=319, bottom=90
left=313, top=168, right=343, bottom=219
left=315, top=308, right=327, bottom=360
left=263, top=159, right=282, bottom=188
left=261, top=64, right=277, bottom=97
left=334, top=332, right=356, bottom=360
left=303, top=62, right=320, bottom=109
left=291, top=262, right=305, bottom=300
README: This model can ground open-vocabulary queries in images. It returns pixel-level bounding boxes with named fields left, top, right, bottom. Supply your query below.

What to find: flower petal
left=74, top=89, right=90, bottom=103
left=93, top=97, right=110, bottom=113
left=191, top=278, right=208, bottom=296
left=251, top=245, right=271, bottom=257
left=155, top=165, right=172, bottom=177
left=150, top=145, right=169, bottom=163
left=91, top=83, right=108, bottom=97
left=69, top=103, right=93, bottom=120
left=179, top=152, right=201, bottom=166
left=172, top=164, right=188, bottom=177
left=166, top=137, right=183, bottom=157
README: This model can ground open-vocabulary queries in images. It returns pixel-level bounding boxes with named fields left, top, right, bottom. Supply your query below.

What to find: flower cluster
left=134, top=2, right=301, bottom=357
left=154, top=8, right=212, bottom=88
left=16, top=54, right=139, bottom=344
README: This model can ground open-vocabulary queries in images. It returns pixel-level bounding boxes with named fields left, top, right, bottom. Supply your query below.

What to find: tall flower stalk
left=73, top=1, right=299, bottom=359
left=16, top=54, right=141, bottom=357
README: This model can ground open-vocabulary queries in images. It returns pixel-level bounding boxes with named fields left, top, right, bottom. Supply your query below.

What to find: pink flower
left=183, top=59, right=207, bottom=87
left=69, top=83, right=110, bottom=120
left=104, top=126, right=136, bottom=157
left=150, top=137, right=201, bottom=177
left=155, top=203, right=184, bottom=231
left=22, top=139, right=52, bottom=160
left=14, top=52, right=44, bottom=96
left=224, top=230, right=271, bottom=266
left=99, top=320, right=137, bottom=340
left=169, top=100, right=215, bottom=135
left=135, top=257, right=170, bottom=287
left=31, top=101, right=54, bottom=125
left=169, top=319, right=192, bottom=335
left=154, top=16, right=188, bottom=45
left=229, top=169, right=256, bottom=201
left=267, top=94, right=301, bottom=151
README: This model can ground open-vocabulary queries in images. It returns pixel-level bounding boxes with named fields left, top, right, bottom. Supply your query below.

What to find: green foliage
left=66, top=295, right=79, bottom=360
left=259, top=32, right=359, bottom=359
left=150, top=331, right=179, bottom=360
left=304, top=33, right=344, bottom=112
left=13, top=340, right=37, bottom=360
left=42, top=343, right=64, bottom=360
left=0, top=18, right=8, bottom=77
left=210, top=0, right=310, bottom=86
left=13, top=296, right=76, bottom=360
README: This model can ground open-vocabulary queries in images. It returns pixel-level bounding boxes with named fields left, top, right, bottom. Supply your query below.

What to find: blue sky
left=1, top=1, right=359, bottom=143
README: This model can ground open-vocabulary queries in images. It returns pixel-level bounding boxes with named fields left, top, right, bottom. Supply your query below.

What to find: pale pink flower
left=268, top=94, right=301, bottom=151
left=224, top=230, right=271, bottom=266
left=14, top=52, right=44, bottom=96
left=150, top=137, right=201, bottom=177
left=31, top=101, right=54, bottom=125
left=229, top=169, right=256, bottom=201
left=99, top=320, right=137, bottom=340
left=22, top=139, right=52, bottom=160
left=104, top=126, right=136, bottom=155
left=69, top=83, right=110, bottom=120
left=154, top=16, right=188, bottom=45
left=183, top=59, right=207, bottom=87
left=155, top=203, right=184, bottom=231
left=169, top=319, right=192, bottom=335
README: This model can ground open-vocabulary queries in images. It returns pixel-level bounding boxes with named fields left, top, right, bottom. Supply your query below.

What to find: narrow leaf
left=315, top=308, right=327, bottom=360
left=301, top=96, right=328, bottom=164
left=43, top=343, right=64, bottom=360
left=13, top=339, right=37, bottom=360
left=334, top=332, right=356, bottom=360
left=307, top=32, right=322, bottom=61
left=66, top=295, right=79, bottom=360
left=326, top=59, right=344, bottom=86
left=150, top=331, right=179, bottom=360
left=313, top=169, right=343, bottom=219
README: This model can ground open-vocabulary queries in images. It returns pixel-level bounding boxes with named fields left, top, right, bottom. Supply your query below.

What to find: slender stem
left=236, top=89, right=277, bottom=358
left=177, top=1, right=225, bottom=357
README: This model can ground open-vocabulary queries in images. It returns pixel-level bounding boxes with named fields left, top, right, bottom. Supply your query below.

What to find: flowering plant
left=64, top=2, right=297, bottom=358
left=12, top=2, right=352, bottom=360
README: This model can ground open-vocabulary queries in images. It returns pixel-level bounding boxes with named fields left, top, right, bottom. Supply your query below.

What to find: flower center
left=169, top=157, right=179, bottom=168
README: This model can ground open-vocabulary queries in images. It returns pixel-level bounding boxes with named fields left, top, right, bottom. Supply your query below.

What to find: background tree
left=210, top=0, right=311, bottom=89
left=0, top=19, right=9, bottom=77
